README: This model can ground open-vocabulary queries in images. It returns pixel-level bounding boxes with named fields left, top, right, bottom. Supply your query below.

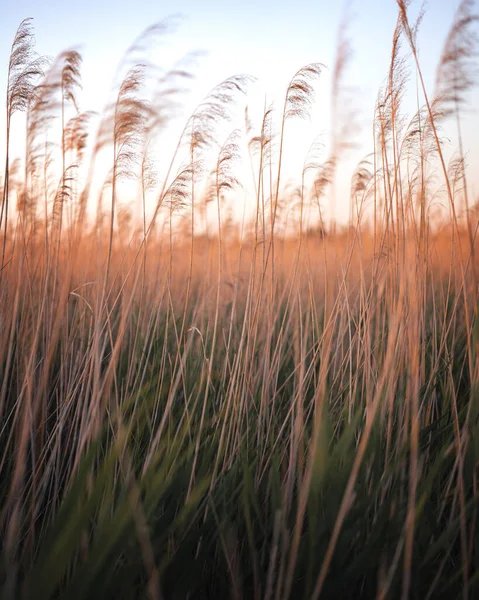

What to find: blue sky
left=1, top=0, right=460, bottom=100
left=1, top=0, right=477, bottom=222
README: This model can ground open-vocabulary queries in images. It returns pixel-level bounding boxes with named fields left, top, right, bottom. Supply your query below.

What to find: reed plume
left=1, top=18, right=47, bottom=269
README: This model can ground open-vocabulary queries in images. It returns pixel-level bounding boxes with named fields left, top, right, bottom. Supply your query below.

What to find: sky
left=1, top=0, right=477, bottom=225
left=1, top=0, right=461, bottom=107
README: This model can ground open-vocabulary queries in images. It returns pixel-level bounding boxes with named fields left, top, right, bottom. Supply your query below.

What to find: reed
left=0, top=3, right=478, bottom=599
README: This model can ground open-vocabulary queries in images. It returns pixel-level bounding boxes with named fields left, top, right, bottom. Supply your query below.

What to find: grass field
left=1, top=2, right=479, bottom=598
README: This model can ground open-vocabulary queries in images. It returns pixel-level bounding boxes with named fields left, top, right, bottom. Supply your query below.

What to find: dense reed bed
left=1, top=2, right=479, bottom=598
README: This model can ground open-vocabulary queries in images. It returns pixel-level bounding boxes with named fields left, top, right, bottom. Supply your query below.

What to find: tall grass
left=1, top=3, right=479, bottom=598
